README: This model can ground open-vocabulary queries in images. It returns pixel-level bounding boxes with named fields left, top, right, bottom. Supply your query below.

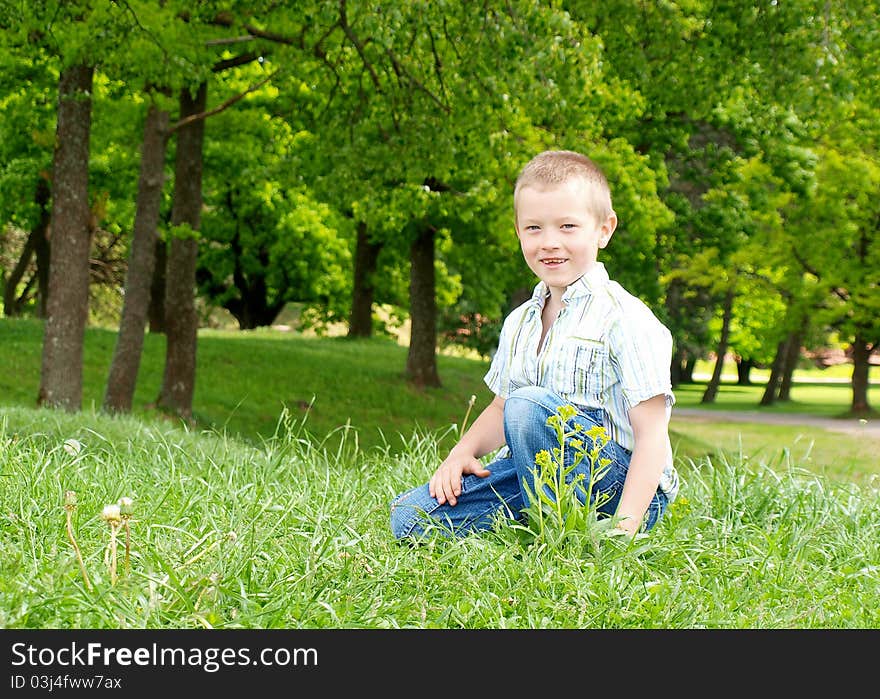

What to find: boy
left=390, top=150, right=678, bottom=539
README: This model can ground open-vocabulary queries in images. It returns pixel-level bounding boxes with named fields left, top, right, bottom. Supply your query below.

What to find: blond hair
left=514, top=150, right=613, bottom=222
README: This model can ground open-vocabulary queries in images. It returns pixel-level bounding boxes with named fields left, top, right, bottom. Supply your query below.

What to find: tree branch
left=212, top=52, right=261, bottom=72
left=168, top=68, right=281, bottom=134
left=791, top=246, right=849, bottom=302
left=383, top=45, right=450, bottom=114
left=242, top=23, right=302, bottom=46
left=338, top=0, right=383, bottom=93
left=206, top=35, right=256, bottom=46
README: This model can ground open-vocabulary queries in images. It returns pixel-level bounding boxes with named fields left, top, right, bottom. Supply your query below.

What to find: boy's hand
left=429, top=452, right=491, bottom=506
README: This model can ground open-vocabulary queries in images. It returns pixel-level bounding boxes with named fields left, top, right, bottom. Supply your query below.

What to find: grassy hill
left=3, top=316, right=878, bottom=476
left=1, top=317, right=496, bottom=453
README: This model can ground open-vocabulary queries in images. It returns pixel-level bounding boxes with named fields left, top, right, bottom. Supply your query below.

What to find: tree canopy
left=1, top=0, right=877, bottom=414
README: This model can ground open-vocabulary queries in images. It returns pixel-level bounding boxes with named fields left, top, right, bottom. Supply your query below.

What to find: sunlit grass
left=0, top=405, right=877, bottom=629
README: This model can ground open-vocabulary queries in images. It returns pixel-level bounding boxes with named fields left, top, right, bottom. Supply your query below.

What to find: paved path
left=671, top=407, right=880, bottom=440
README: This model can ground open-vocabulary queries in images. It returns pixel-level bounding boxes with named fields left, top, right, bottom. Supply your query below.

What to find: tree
left=789, top=144, right=880, bottom=415
left=0, top=50, right=56, bottom=318
left=196, top=100, right=351, bottom=330
left=37, top=62, right=95, bottom=410
left=102, top=3, right=285, bottom=416
left=290, top=1, right=655, bottom=387
left=156, top=83, right=207, bottom=419
left=104, top=100, right=170, bottom=412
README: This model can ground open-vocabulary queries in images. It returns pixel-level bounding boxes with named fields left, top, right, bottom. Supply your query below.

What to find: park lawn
left=0, top=403, right=878, bottom=629
left=668, top=418, right=880, bottom=485
left=1, top=316, right=877, bottom=475
left=671, top=382, right=880, bottom=417
left=0, top=317, right=495, bottom=453
left=2, top=317, right=879, bottom=629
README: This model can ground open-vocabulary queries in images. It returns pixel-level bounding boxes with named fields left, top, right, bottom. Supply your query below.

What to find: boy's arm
left=430, top=395, right=506, bottom=507
left=614, top=394, right=669, bottom=534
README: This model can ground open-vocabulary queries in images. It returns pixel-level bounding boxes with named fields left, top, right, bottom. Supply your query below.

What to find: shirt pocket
left=560, top=337, right=607, bottom=400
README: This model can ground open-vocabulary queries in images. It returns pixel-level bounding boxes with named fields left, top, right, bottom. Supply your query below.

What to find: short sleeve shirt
left=484, top=262, right=679, bottom=500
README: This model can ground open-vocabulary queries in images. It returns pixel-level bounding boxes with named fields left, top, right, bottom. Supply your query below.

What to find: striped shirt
left=484, top=262, right=679, bottom=501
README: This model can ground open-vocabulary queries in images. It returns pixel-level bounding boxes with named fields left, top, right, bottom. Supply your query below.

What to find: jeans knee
left=389, top=488, right=435, bottom=540
left=504, top=386, right=556, bottom=427
left=389, top=494, right=414, bottom=540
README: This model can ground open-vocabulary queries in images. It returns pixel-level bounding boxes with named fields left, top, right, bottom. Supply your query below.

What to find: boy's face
left=515, top=178, right=617, bottom=296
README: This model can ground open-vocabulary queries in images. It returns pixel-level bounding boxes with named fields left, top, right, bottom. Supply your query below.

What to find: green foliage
left=791, top=144, right=880, bottom=344
left=0, top=54, right=55, bottom=231
left=2, top=0, right=879, bottom=409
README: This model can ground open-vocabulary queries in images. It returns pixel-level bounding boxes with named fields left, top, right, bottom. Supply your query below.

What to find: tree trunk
left=406, top=223, right=441, bottom=388
left=148, top=237, right=167, bottom=332
left=37, top=64, right=94, bottom=411
left=682, top=356, right=696, bottom=383
left=34, top=214, right=51, bottom=318
left=348, top=221, right=382, bottom=338
left=4, top=231, right=37, bottom=317
left=735, top=357, right=754, bottom=385
left=701, top=286, right=734, bottom=404
left=4, top=178, right=51, bottom=316
left=670, top=347, right=686, bottom=387
left=2, top=230, right=37, bottom=316
left=778, top=328, right=803, bottom=402
left=223, top=230, right=287, bottom=329
left=760, top=337, right=788, bottom=406
left=104, top=103, right=169, bottom=412
left=850, top=332, right=873, bottom=415
left=157, top=83, right=206, bottom=419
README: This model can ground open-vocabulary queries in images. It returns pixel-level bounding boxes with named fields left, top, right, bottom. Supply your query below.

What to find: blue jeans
left=389, top=386, right=668, bottom=539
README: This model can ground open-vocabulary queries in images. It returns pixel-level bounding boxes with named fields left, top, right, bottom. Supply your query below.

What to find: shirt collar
left=529, top=262, right=609, bottom=308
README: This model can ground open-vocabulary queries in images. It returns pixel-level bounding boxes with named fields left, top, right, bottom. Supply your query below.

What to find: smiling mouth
left=540, top=258, right=568, bottom=265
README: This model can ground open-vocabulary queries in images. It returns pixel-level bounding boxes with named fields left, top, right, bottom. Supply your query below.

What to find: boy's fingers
left=447, top=475, right=459, bottom=505
left=466, top=460, right=491, bottom=477
left=435, top=471, right=451, bottom=505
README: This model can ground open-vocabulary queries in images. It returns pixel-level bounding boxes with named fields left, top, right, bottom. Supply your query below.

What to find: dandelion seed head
left=101, top=504, right=121, bottom=524
left=118, top=497, right=134, bottom=517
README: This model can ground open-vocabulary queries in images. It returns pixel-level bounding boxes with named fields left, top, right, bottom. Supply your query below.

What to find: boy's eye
left=561, top=223, right=577, bottom=230
left=524, top=225, right=540, bottom=232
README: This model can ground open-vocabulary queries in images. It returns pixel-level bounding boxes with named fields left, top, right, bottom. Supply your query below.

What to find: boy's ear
left=598, top=211, right=618, bottom=249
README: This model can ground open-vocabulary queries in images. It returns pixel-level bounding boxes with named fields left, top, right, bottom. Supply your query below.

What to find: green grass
left=2, top=316, right=878, bottom=459
left=2, top=315, right=878, bottom=481
left=672, top=381, right=879, bottom=416
left=0, top=317, right=496, bottom=454
left=1, top=317, right=879, bottom=628
left=0, top=405, right=877, bottom=628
